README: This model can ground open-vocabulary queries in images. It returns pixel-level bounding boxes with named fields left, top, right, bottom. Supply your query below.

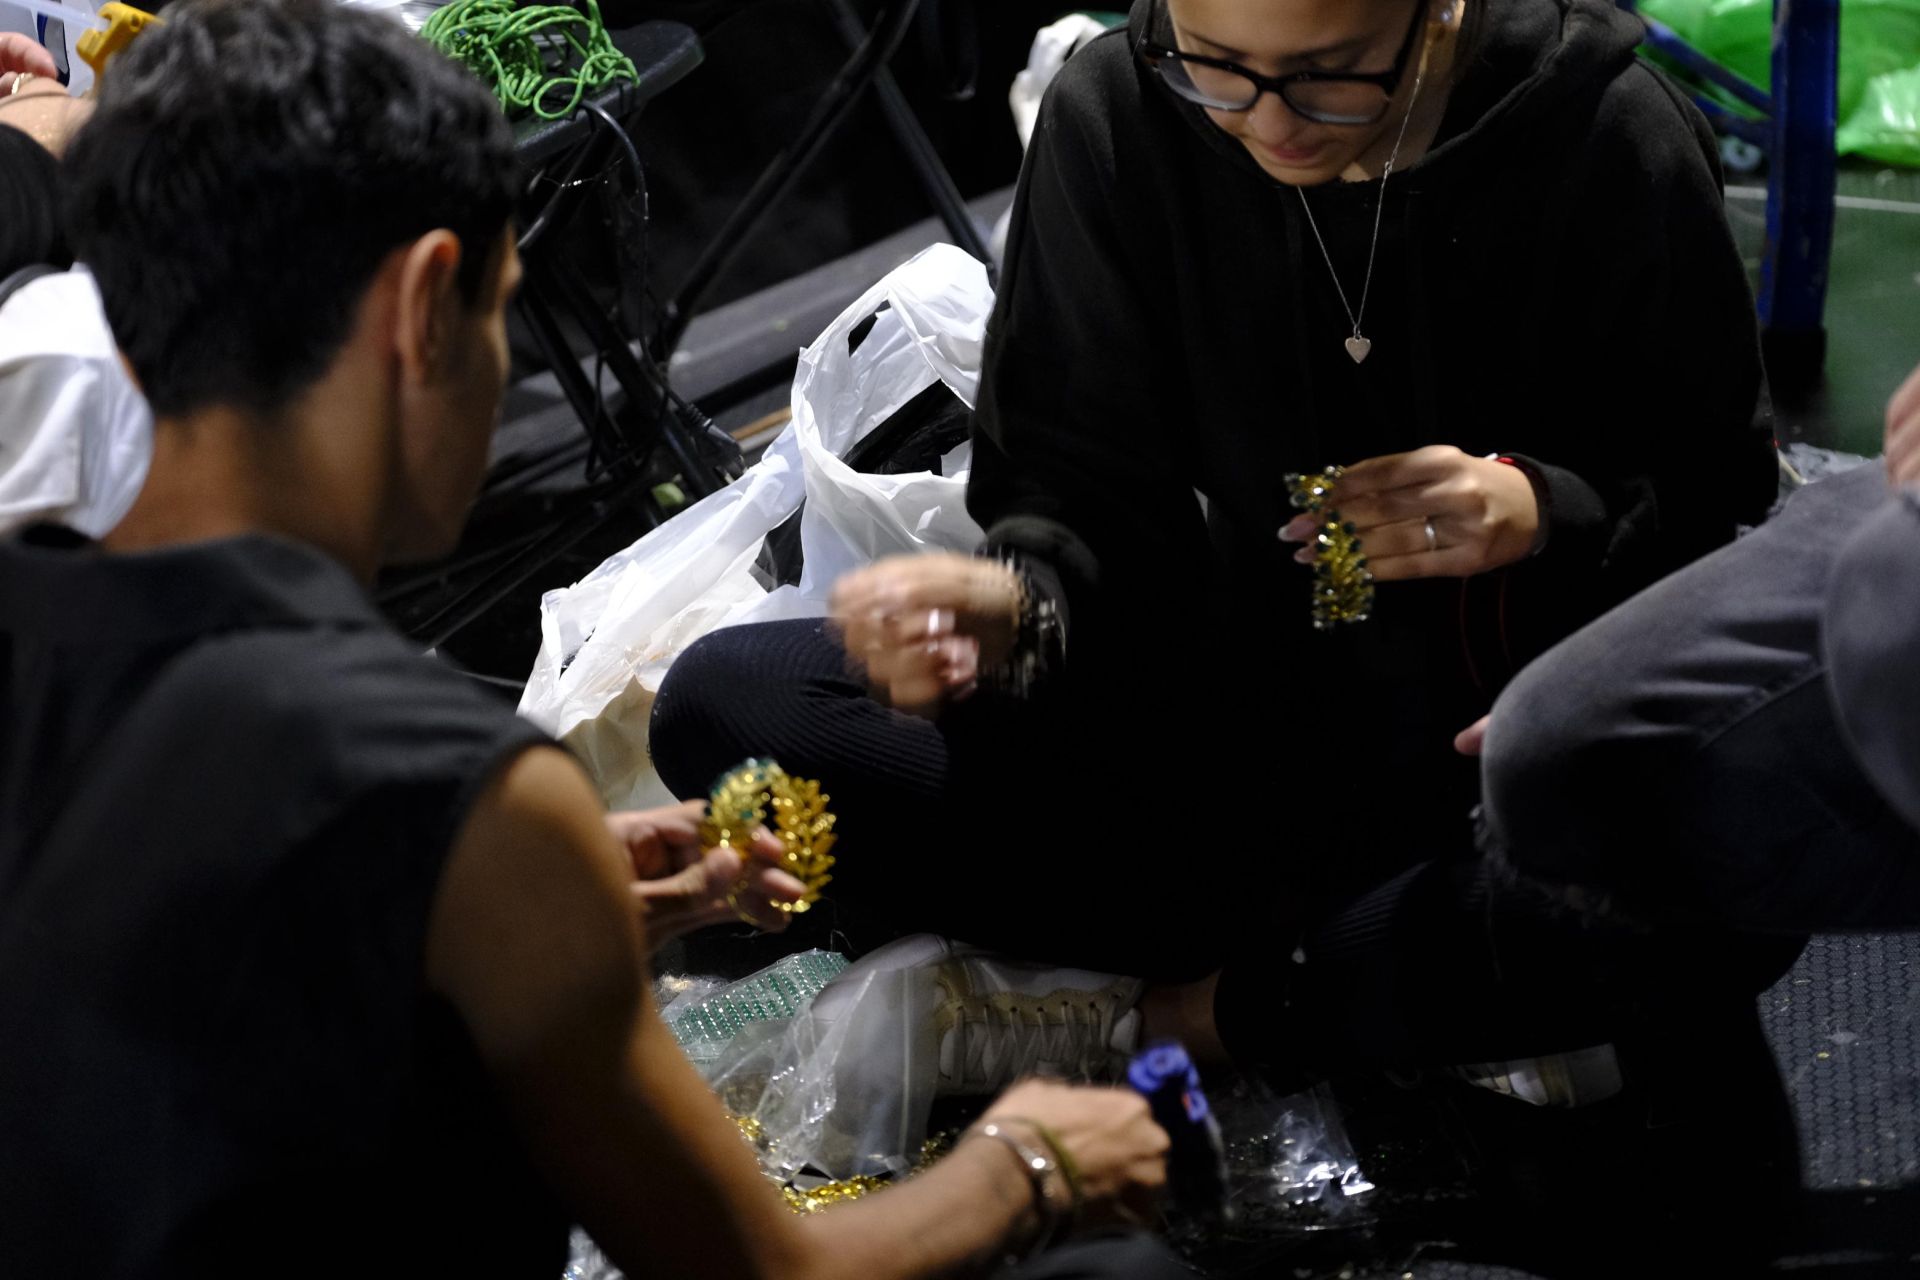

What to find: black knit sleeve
left=1490, top=62, right=1777, bottom=657
left=968, top=42, right=1212, bottom=691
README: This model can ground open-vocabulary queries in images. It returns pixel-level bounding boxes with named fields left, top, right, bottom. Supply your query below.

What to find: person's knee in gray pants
left=1480, top=463, right=1920, bottom=933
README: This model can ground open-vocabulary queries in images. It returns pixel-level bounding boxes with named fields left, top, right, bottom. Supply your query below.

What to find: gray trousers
left=1482, top=461, right=1920, bottom=931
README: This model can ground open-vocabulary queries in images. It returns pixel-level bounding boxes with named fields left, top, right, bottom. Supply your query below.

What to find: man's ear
left=394, top=229, right=465, bottom=387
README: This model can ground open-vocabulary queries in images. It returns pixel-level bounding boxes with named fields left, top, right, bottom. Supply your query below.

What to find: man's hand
left=0, top=33, right=59, bottom=95
left=979, top=1081, right=1169, bottom=1230
left=605, top=801, right=806, bottom=946
left=1886, top=360, right=1920, bottom=489
left=1282, top=446, right=1539, bottom=581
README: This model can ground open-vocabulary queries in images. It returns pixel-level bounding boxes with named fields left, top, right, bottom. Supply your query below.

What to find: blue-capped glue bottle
left=1126, top=1040, right=1231, bottom=1223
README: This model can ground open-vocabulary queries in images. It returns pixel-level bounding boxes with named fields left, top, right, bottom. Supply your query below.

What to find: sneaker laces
left=942, top=991, right=1125, bottom=1092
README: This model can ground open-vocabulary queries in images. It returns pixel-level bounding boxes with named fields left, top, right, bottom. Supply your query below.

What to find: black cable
left=582, top=97, right=741, bottom=488
left=576, top=101, right=647, bottom=479
left=581, top=98, right=666, bottom=478
left=581, top=99, right=650, bottom=337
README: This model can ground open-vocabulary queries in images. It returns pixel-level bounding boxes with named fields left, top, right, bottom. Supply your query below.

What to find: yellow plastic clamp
left=76, top=3, right=161, bottom=78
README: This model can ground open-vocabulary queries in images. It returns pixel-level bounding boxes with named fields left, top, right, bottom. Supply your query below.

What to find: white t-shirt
left=0, top=268, right=152, bottom=537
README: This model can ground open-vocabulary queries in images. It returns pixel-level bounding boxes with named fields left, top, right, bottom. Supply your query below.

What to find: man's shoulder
left=157, top=624, right=542, bottom=788
left=1032, top=28, right=1153, bottom=169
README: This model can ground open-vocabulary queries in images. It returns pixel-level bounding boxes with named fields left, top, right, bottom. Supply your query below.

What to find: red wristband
left=1493, top=454, right=1551, bottom=557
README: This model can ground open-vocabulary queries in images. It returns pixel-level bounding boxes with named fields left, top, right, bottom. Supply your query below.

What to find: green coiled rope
left=422, top=0, right=638, bottom=121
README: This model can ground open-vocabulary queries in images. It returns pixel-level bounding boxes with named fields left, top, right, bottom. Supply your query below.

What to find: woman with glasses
left=652, top=0, right=1787, bottom=1109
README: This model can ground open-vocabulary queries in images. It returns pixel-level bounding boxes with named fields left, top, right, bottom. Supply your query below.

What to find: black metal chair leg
left=546, top=257, right=738, bottom=499
left=413, top=470, right=666, bottom=652
left=517, top=275, right=636, bottom=473
left=822, top=0, right=995, bottom=277
left=652, top=1, right=924, bottom=363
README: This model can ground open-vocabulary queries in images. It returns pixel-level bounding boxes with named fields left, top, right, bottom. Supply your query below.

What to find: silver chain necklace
left=1294, top=33, right=1433, bottom=365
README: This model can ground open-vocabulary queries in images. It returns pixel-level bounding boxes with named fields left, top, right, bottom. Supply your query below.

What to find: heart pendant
left=1344, top=335, right=1372, bottom=364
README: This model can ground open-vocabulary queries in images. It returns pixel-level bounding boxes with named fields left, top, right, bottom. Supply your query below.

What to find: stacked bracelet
left=977, top=556, right=1066, bottom=698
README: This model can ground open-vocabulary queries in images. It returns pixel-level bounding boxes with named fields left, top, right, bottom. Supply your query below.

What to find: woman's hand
left=1885, top=359, right=1920, bottom=489
left=606, top=801, right=806, bottom=947
left=0, top=33, right=58, bottom=95
left=1281, top=446, right=1539, bottom=581
left=830, top=553, right=1023, bottom=716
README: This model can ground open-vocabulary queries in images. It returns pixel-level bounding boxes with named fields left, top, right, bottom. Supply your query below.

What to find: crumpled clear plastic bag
left=567, top=947, right=1375, bottom=1276
left=1222, top=1080, right=1375, bottom=1216
left=652, top=972, right=729, bottom=1023
left=692, top=948, right=1377, bottom=1205
left=563, top=1228, right=618, bottom=1280
left=1158, top=1076, right=1373, bottom=1274
left=704, top=950, right=947, bottom=1182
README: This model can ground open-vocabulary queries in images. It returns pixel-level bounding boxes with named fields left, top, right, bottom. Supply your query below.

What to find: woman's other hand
left=1885, top=359, right=1920, bottom=489
left=1281, top=445, right=1539, bottom=580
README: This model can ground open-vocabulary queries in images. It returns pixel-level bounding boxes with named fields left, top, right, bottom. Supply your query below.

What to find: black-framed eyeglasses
left=1139, top=1, right=1427, bottom=126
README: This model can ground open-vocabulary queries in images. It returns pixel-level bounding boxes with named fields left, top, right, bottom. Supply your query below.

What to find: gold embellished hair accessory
left=699, top=758, right=838, bottom=916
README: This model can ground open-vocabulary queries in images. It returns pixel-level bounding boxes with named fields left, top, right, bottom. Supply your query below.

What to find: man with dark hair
left=65, top=0, right=517, bottom=420
left=0, top=2, right=1177, bottom=1276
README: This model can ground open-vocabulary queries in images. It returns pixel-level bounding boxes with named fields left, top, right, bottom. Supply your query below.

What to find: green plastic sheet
left=1638, top=0, right=1920, bottom=164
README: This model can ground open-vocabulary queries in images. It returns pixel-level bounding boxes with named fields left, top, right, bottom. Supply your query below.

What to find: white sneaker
left=812, top=933, right=1145, bottom=1096
left=1450, top=1044, right=1625, bottom=1108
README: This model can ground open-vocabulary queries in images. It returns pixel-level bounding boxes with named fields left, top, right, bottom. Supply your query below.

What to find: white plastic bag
left=1008, top=14, right=1112, bottom=150
left=518, top=244, right=991, bottom=809
left=0, top=269, right=152, bottom=539
left=992, top=14, right=1112, bottom=261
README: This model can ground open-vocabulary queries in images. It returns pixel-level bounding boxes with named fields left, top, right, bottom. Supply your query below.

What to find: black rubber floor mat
left=1341, top=935, right=1920, bottom=1279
